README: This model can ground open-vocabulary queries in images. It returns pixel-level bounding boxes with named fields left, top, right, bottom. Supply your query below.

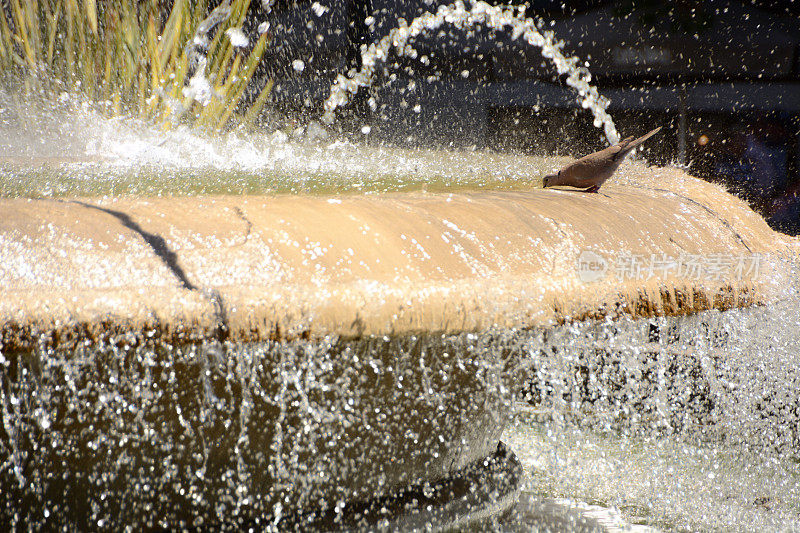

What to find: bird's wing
left=566, top=145, right=621, bottom=177
left=611, top=136, right=635, bottom=161
left=614, top=126, right=662, bottom=160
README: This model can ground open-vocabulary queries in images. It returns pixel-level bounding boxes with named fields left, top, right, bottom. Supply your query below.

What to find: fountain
left=1, top=1, right=799, bottom=531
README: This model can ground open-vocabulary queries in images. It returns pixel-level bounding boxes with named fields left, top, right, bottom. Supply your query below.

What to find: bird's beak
left=543, top=174, right=555, bottom=188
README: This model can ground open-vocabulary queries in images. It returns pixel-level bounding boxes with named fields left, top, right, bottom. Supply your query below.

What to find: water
left=500, top=279, right=800, bottom=532
left=0, top=98, right=565, bottom=198
left=4, top=278, right=799, bottom=530
left=2, top=1, right=800, bottom=531
left=2, top=137, right=799, bottom=530
left=2, top=0, right=619, bottom=199
left=1, top=330, right=521, bottom=529
left=322, top=0, right=619, bottom=144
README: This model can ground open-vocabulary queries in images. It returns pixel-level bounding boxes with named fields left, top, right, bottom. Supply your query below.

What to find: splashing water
left=2, top=2, right=800, bottom=531
left=0, top=331, right=522, bottom=529
left=0, top=93, right=569, bottom=197
left=181, top=1, right=235, bottom=110
left=322, top=0, right=620, bottom=144
left=3, top=284, right=800, bottom=530
left=502, top=258, right=800, bottom=532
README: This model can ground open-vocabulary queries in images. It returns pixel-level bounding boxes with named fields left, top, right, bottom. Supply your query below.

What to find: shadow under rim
left=275, top=441, right=522, bottom=532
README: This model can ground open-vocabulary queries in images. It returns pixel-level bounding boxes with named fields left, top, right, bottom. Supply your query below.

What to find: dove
left=542, top=126, right=662, bottom=193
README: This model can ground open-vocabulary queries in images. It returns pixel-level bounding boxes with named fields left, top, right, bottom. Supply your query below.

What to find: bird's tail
left=618, top=126, right=662, bottom=157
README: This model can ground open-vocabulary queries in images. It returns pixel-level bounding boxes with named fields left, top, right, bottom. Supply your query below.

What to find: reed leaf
left=45, top=2, right=62, bottom=67
left=10, top=0, right=37, bottom=71
left=0, top=8, right=13, bottom=68
left=242, top=78, right=274, bottom=130
left=84, top=0, right=98, bottom=36
left=218, top=28, right=269, bottom=129
left=0, top=0, right=273, bottom=132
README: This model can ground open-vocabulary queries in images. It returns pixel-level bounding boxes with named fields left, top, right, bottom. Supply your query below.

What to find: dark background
left=249, top=0, right=800, bottom=235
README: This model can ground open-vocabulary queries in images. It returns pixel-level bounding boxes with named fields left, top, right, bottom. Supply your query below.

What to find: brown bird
left=542, top=126, right=662, bottom=193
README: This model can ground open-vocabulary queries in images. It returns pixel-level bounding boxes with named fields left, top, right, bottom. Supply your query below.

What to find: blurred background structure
left=254, top=0, right=800, bottom=235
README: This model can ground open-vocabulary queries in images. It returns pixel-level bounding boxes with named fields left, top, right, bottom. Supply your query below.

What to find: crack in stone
left=629, top=185, right=754, bottom=254
left=231, top=206, right=253, bottom=247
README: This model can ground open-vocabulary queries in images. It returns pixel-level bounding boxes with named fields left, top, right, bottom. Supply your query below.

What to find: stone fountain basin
left=0, top=165, right=792, bottom=528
